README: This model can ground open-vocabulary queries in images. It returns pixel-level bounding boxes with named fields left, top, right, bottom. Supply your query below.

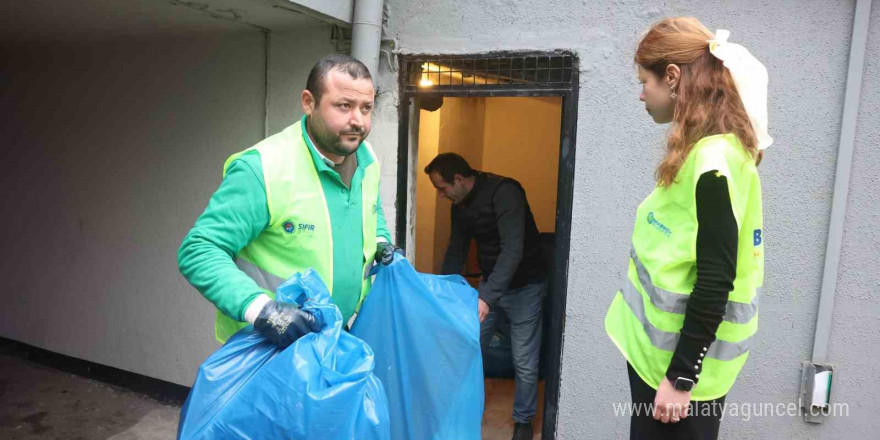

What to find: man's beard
left=322, top=134, right=362, bottom=156
left=313, top=125, right=366, bottom=158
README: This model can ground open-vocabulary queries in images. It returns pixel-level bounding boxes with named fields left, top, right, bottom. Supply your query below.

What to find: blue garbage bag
left=177, top=269, right=391, bottom=440
left=351, top=255, right=483, bottom=440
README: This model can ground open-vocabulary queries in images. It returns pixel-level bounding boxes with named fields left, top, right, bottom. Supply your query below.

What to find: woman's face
left=638, top=65, right=675, bottom=124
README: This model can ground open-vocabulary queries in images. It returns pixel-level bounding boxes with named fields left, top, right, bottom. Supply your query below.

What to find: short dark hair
left=424, top=153, right=476, bottom=184
left=306, top=54, right=372, bottom=105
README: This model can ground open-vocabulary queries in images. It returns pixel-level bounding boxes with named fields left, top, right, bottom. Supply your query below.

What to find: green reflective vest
left=605, top=134, right=764, bottom=401
left=214, top=120, right=380, bottom=343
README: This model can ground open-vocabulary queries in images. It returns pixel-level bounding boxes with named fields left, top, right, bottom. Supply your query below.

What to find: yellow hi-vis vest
left=605, top=134, right=764, bottom=401
left=214, top=120, right=380, bottom=343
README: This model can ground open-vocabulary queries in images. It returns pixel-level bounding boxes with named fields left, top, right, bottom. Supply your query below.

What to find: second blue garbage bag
left=351, top=255, right=484, bottom=440
left=177, top=269, right=390, bottom=440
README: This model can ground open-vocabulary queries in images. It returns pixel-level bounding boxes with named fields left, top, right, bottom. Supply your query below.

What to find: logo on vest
left=282, top=219, right=316, bottom=237
left=753, top=229, right=763, bottom=258
left=647, top=212, right=672, bottom=237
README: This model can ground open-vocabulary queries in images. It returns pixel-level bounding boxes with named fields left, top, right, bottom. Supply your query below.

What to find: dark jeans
left=627, top=363, right=725, bottom=440
left=480, top=280, right=546, bottom=423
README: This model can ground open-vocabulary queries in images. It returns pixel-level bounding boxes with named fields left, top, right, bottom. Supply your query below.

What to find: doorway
left=395, top=53, right=579, bottom=440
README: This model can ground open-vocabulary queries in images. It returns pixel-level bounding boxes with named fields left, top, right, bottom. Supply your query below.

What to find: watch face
left=674, top=378, right=694, bottom=391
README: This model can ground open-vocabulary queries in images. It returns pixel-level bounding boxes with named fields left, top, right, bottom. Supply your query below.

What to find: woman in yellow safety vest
left=605, top=17, right=771, bottom=439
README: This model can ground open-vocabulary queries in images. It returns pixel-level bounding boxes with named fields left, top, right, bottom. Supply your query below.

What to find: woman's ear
left=665, top=64, right=681, bottom=90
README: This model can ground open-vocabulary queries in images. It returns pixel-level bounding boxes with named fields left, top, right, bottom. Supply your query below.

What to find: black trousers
left=628, top=363, right=725, bottom=440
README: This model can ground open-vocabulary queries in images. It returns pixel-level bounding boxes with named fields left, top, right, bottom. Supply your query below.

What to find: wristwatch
left=673, top=377, right=695, bottom=392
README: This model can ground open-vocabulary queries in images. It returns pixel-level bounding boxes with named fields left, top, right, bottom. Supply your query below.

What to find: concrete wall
left=826, top=2, right=880, bottom=438
left=375, top=0, right=880, bottom=437
left=0, top=27, right=333, bottom=387
left=0, top=32, right=265, bottom=385
left=266, top=25, right=337, bottom=135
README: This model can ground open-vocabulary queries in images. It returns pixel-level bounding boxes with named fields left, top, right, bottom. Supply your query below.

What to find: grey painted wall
left=0, top=32, right=267, bottom=386
left=375, top=0, right=880, bottom=437
left=0, top=17, right=398, bottom=391
left=0, top=22, right=343, bottom=386
left=266, top=25, right=338, bottom=135
left=825, top=2, right=880, bottom=438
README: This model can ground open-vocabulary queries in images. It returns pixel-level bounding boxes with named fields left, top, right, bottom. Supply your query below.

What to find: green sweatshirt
left=178, top=128, right=391, bottom=325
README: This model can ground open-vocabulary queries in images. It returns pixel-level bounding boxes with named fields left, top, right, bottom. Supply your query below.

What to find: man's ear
left=665, top=64, right=681, bottom=90
left=302, top=90, right=316, bottom=116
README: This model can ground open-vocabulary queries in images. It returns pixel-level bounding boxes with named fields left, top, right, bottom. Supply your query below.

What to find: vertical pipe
left=351, top=0, right=384, bottom=79
left=811, top=0, right=873, bottom=365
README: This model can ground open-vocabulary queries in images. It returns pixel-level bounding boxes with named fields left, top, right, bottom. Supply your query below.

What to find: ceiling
left=0, top=0, right=344, bottom=44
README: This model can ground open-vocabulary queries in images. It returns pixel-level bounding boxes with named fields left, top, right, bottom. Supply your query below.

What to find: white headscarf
left=707, top=29, right=773, bottom=150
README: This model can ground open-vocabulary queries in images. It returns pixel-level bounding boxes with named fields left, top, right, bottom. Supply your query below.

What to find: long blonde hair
left=635, top=17, right=760, bottom=187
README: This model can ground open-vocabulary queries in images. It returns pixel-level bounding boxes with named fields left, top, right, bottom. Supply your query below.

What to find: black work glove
left=375, top=242, right=404, bottom=266
left=253, top=300, right=322, bottom=347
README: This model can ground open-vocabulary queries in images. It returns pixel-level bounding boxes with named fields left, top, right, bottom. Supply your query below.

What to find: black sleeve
left=440, top=207, right=473, bottom=275
left=665, top=170, right=738, bottom=385
left=478, top=182, right=526, bottom=306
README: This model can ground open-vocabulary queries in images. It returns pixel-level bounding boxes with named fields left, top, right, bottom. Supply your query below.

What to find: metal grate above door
left=403, top=54, right=575, bottom=93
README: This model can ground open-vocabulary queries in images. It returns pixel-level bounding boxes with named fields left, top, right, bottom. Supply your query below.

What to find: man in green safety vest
left=178, top=54, right=401, bottom=347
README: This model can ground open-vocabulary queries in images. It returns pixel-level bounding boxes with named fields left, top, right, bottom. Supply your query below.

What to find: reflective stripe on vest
left=235, top=249, right=376, bottom=294
left=235, top=258, right=286, bottom=293
left=622, top=254, right=753, bottom=362
left=630, top=248, right=758, bottom=325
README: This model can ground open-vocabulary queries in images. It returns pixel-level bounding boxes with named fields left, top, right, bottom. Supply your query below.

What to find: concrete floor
left=0, top=346, right=544, bottom=439
left=0, top=350, right=180, bottom=440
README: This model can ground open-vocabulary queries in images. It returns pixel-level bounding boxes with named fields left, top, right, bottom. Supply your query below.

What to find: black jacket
left=441, top=172, right=545, bottom=306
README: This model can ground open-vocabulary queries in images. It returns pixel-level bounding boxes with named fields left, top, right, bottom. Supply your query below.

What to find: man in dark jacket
left=425, top=153, right=546, bottom=440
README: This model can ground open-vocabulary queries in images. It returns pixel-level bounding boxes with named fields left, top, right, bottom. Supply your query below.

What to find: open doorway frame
left=394, top=52, right=579, bottom=440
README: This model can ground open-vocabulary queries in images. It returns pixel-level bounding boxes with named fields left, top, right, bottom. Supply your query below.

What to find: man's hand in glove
left=254, top=300, right=322, bottom=347
left=375, top=242, right=404, bottom=266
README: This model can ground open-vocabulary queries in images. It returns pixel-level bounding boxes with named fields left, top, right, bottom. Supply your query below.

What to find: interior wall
left=432, top=97, right=486, bottom=272
left=481, top=97, right=561, bottom=233
left=415, top=108, right=441, bottom=273
left=414, top=96, right=562, bottom=275
left=0, top=31, right=270, bottom=386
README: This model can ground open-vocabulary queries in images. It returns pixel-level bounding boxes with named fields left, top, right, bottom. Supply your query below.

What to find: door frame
left=394, top=51, right=579, bottom=440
